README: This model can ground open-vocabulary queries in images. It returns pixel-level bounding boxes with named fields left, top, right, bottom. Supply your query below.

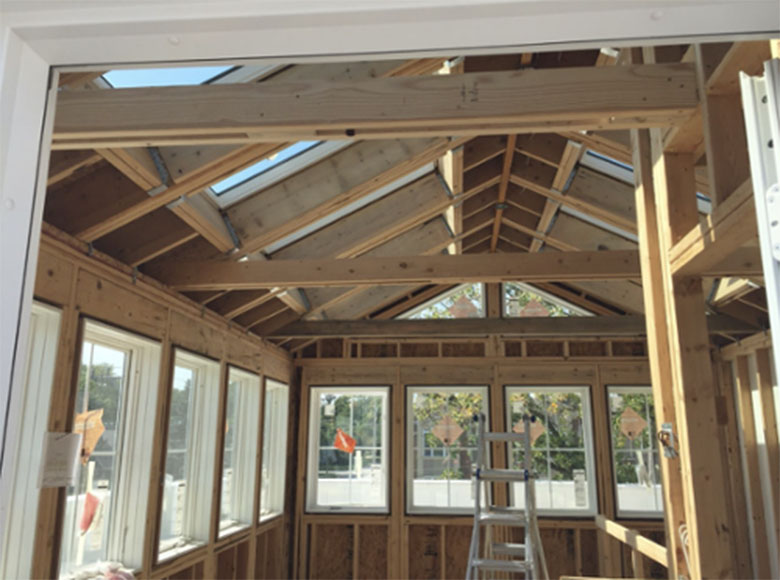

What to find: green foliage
left=608, top=392, right=659, bottom=484
left=507, top=391, right=585, bottom=480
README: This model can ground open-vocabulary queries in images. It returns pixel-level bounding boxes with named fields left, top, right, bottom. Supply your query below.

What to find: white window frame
left=158, top=349, right=221, bottom=562
left=406, top=385, right=489, bottom=515
left=219, top=367, right=261, bottom=537
left=59, top=319, right=162, bottom=577
left=504, top=385, right=598, bottom=516
left=1, top=302, right=61, bottom=580
left=607, top=385, right=663, bottom=519
left=306, top=386, right=390, bottom=514
left=259, top=378, right=290, bottom=522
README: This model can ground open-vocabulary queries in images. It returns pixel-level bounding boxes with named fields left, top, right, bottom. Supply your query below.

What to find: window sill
left=157, top=538, right=206, bottom=565
left=217, top=521, right=252, bottom=540
left=60, top=561, right=134, bottom=580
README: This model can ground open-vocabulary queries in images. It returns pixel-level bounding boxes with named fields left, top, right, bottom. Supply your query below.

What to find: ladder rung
left=490, top=506, right=526, bottom=516
left=484, top=432, right=525, bottom=442
left=472, top=558, right=529, bottom=573
left=477, top=468, right=526, bottom=482
left=491, top=542, right=526, bottom=557
left=478, top=512, right=526, bottom=526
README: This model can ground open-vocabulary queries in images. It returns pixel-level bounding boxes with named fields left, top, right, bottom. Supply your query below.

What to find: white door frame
left=1, top=0, right=778, bottom=549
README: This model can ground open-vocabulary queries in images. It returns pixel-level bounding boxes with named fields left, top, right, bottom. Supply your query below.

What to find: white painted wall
left=1, top=0, right=778, bottom=564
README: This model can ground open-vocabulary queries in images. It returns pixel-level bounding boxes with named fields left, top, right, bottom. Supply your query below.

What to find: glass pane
left=608, top=388, right=663, bottom=516
left=160, top=365, right=193, bottom=546
left=504, top=282, right=588, bottom=317
left=60, top=340, right=128, bottom=575
left=220, top=369, right=260, bottom=535
left=159, top=351, right=220, bottom=556
left=506, top=387, right=594, bottom=514
left=309, top=389, right=388, bottom=511
left=408, top=387, right=487, bottom=512
left=403, top=283, right=484, bottom=319
left=260, top=380, right=289, bottom=521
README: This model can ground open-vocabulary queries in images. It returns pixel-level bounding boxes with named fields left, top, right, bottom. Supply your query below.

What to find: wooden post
left=629, top=119, right=688, bottom=578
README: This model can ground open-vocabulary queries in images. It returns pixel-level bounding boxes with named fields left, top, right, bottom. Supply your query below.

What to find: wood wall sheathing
left=298, top=338, right=649, bottom=362
left=296, top=358, right=663, bottom=579
left=30, top=227, right=295, bottom=580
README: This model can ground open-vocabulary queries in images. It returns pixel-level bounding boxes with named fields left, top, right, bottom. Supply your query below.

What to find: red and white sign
left=334, top=428, right=356, bottom=453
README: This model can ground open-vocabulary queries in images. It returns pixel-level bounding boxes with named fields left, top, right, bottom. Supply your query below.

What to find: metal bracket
left=658, top=423, right=679, bottom=459
left=766, top=183, right=780, bottom=261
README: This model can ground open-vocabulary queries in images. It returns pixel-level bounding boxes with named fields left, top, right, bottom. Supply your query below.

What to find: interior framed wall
left=294, top=351, right=665, bottom=579
left=19, top=225, right=296, bottom=579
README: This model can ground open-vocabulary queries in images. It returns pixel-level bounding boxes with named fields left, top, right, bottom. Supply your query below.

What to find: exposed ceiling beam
left=152, top=250, right=642, bottom=291
left=231, top=137, right=466, bottom=255
left=74, top=142, right=285, bottom=242
left=489, top=134, right=517, bottom=252
left=53, top=64, right=699, bottom=148
left=265, top=314, right=754, bottom=338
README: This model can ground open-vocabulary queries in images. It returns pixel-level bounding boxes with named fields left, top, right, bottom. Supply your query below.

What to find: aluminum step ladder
left=466, top=413, right=548, bottom=580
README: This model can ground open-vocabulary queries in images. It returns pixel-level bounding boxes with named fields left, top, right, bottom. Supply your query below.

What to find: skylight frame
left=211, top=140, right=353, bottom=210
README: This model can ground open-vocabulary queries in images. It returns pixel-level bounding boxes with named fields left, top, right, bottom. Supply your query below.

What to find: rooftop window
left=210, top=141, right=320, bottom=195
left=102, top=66, right=233, bottom=88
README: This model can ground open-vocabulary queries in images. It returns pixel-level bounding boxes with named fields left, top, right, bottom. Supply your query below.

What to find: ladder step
left=478, top=512, right=527, bottom=526
left=472, top=558, right=529, bottom=573
left=477, top=468, right=527, bottom=482
left=490, top=506, right=526, bottom=516
left=484, top=432, right=525, bottom=442
left=491, top=542, right=526, bottom=557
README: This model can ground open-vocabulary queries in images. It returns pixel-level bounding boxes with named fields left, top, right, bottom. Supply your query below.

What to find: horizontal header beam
left=53, top=64, right=698, bottom=149
left=153, top=251, right=642, bottom=290
left=266, top=315, right=754, bottom=338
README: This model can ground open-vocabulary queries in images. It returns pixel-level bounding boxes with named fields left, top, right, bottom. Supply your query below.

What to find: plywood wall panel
left=408, top=525, right=441, bottom=580
left=357, top=525, right=389, bottom=579
left=311, top=524, right=354, bottom=579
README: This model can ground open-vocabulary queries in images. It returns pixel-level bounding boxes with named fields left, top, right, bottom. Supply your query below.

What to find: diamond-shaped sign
left=620, top=406, right=648, bottom=441
left=432, top=415, right=464, bottom=445
left=513, top=419, right=545, bottom=445
left=74, top=408, right=105, bottom=465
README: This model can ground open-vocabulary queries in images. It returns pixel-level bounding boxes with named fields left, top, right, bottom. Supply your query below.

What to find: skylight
left=211, top=141, right=320, bottom=195
left=102, top=66, right=233, bottom=88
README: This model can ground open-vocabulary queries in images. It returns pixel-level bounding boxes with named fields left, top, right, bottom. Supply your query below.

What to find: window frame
left=259, top=377, right=290, bottom=523
left=504, top=385, right=598, bottom=517
left=59, top=318, right=162, bottom=577
left=157, top=348, right=222, bottom=563
left=1, top=302, right=61, bottom=580
left=607, top=385, right=663, bottom=519
left=405, top=384, right=490, bottom=515
left=306, top=385, right=390, bottom=514
left=218, top=366, right=262, bottom=538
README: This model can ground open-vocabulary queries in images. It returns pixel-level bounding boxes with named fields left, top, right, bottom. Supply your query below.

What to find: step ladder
left=465, top=413, right=548, bottom=580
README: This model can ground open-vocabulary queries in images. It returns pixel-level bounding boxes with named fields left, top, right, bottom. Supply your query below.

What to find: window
left=400, top=283, right=485, bottom=319
left=306, top=387, right=389, bottom=512
left=59, top=321, right=161, bottom=578
left=219, top=368, right=261, bottom=537
left=211, top=141, right=320, bottom=194
left=260, top=379, right=290, bottom=521
left=1, top=303, right=61, bottom=580
left=159, top=350, right=221, bottom=560
left=503, top=282, right=592, bottom=317
left=102, top=66, right=232, bottom=88
left=505, top=386, right=597, bottom=515
left=407, top=386, right=488, bottom=513
left=608, top=386, right=662, bottom=517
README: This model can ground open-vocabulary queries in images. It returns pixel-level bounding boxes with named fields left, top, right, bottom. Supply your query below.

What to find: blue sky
left=102, top=66, right=232, bottom=88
